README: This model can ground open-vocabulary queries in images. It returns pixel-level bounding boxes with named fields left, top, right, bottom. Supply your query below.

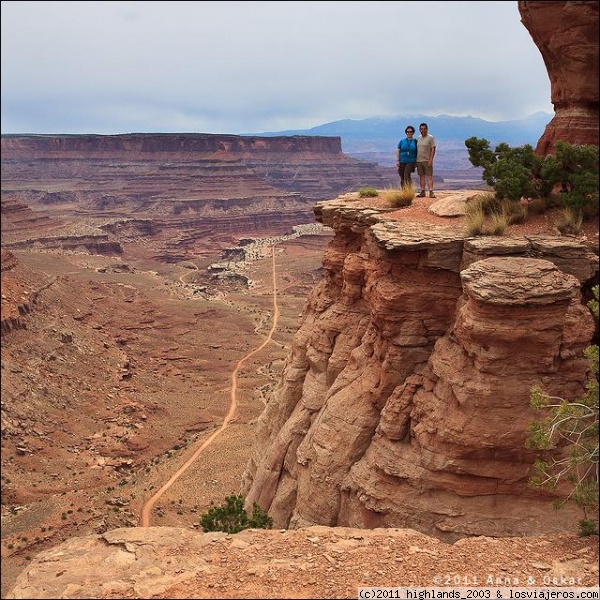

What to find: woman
left=396, top=126, right=417, bottom=189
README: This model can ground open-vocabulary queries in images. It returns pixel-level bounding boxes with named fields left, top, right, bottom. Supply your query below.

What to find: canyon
left=0, top=133, right=391, bottom=263
left=1, top=133, right=347, bottom=596
left=2, top=186, right=598, bottom=599
left=2, top=177, right=599, bottom=597
left=2, top=2, right=600, bottom=596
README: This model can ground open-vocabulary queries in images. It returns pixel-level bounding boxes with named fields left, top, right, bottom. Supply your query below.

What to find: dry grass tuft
left=382, top=185, right=415, bottom=208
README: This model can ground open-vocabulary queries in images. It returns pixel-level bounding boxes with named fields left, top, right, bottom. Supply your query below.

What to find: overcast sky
left=1, top=1, right=553, bottom=135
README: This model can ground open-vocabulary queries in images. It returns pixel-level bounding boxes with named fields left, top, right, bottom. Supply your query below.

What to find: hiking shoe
left=429, top=191, right=436, bottom=198
left=417, top=190, right=426, bottom=198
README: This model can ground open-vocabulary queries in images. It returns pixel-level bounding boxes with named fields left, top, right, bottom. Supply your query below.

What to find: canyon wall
left=0, top=133, right=390, bottom=205
left=1, top=133, right=393, bottom=258
left=0, top=133, right=345, bottom=156
left=242, top=198, right=599, bottom=540
left=519, top=1, right=599, bottom=154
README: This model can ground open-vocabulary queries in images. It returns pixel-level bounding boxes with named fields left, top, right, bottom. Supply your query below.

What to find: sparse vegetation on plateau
left=554, top=207, right=584, bottom=235
left=358, top=187, right=379, bottom=198
left=383, top=185, right=415, bottom=208
left=465, top=138, right=599, bottom=236
left=463, top=192, right=526, bottom=236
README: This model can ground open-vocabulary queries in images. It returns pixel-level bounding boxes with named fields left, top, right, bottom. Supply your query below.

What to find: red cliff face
left=518, top=1, right=599, bottom=154
left=242, top=197, right=598, bottom=539
left=0, top=133, right=344, bottom=158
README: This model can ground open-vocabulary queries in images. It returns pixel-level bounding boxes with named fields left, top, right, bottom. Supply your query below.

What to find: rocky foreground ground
left=5, top=525, right=599, bottom=599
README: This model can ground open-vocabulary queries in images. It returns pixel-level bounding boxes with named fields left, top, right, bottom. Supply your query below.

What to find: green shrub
left=465, top=138, right=599, bottom=219
left=525, top=197, right=548, bottom=215
left=199, top=494, right=273, bottom=534
left=540, top=142, right=599, bottom=213
left=578, top=519, right=599, bottom=538
left=358, top=187, right=379, bottom=198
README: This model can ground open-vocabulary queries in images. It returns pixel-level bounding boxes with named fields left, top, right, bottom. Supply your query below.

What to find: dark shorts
left=416, top=162, right=433, bottom=176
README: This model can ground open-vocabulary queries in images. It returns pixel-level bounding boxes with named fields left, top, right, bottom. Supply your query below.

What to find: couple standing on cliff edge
left=396, top=122, right=436, bottom=198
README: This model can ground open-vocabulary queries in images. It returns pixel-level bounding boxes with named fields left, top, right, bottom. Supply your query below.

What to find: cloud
left=0, top=1, right=553, bottom=134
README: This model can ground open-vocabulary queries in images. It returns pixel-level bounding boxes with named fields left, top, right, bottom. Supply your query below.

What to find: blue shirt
left=397, top=138, right=417, bottom=163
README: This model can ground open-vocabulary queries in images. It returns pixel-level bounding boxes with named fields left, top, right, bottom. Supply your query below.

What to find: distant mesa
left=1, top=132, right=396, bottom=257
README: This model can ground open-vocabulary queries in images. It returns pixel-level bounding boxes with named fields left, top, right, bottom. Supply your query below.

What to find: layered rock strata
left=0, top=250, right=58, bottom=336
left=1, top=133, right=392, bottom=257
left=242, top=199, right=598, bottom=539
left=1, top=198, right=124, bottom=255
left=519, top=1, right=599, bottom=153
left=0, top=134, right=389, bottom=206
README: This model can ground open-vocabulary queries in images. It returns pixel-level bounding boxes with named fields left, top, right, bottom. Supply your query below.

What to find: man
left=416, top=122, right=436, bottom=198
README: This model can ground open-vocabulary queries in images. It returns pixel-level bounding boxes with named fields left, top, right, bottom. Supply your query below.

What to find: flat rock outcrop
left=242, top=198, right=598, bottom=539
left=518, top=1, right=599, bottom=153
left=6, top=526, right=599, bottom=599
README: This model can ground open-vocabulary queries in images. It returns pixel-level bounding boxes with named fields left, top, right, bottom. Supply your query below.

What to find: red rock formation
left=1, top=250, right=42, bottom=335
left=242, top=199, right=598, bottom=539
left=1, top=134, right=393, bottom=257
left=1, top=133, right=390, bottom=203
left=1, top=198, right=60, bottom=239
left=0, top=133, right=344, bottom=156
left=519, top=1, right=599, bottom=154
left=1, top=198, right=123, bottom=255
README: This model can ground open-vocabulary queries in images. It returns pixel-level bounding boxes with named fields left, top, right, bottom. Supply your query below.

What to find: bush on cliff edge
left=199, top=494, right=273, bottom=534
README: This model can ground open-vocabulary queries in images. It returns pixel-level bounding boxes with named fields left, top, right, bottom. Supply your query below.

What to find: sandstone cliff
left=519, top=1, right=599, bottom=154
left=242, top=197, right=599, bottom=540
left=5, top=195, right=599, bottom=599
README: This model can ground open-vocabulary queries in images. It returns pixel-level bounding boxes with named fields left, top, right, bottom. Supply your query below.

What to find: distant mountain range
left=252, top=112, right=552, bottom=171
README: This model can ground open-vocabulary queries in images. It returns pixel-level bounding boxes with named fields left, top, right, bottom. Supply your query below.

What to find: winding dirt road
left=140, top=246, right=279, bottom=527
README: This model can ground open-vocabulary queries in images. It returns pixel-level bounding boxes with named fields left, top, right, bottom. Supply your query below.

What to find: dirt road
left=140, top=246, right=279, bottom=527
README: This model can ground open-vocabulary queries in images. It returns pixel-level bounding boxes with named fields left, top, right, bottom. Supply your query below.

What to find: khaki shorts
left=416, top=162, right=433, bottom=176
